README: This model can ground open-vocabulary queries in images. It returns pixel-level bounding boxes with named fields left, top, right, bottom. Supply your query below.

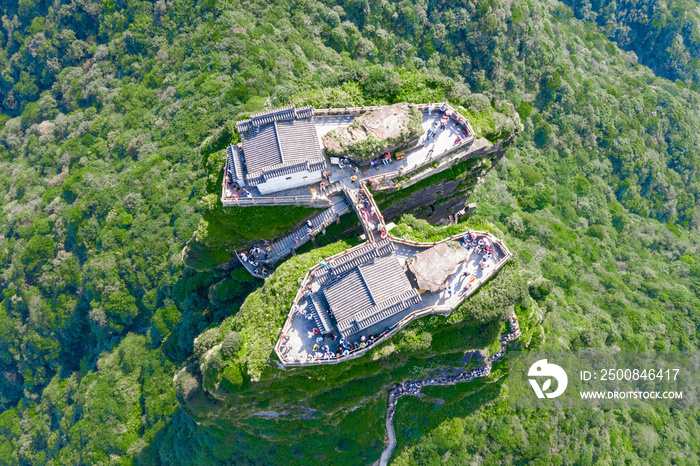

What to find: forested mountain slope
left=0, top=0, right=699, bottom=464
left=561, top=0, right=700, bottom=86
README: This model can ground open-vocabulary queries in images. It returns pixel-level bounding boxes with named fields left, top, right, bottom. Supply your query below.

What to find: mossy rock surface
left=322, top=103, right=423, bottom=160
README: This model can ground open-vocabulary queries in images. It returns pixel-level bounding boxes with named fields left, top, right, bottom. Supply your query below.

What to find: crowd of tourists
left=280, top=301, right=392, bottom=363
left=461, top=231, right=496, bottom=270
left=222, top=169, right=253, bottom=200
left=369, top=152, right=393, bottom=171
left=461, top=231, right=492, bottom=253
left=421, top=104, right=471, bottom=150
left=451, top=232, right=499, bottom=296
left=291, top=332, right=380, bottom=363
left=238, top=241, right=272, bottom=276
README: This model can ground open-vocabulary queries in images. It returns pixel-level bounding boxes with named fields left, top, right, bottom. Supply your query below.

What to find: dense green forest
left=561, top=0, right=700, bottom=86
left=1, top=0, right=700, bottom=464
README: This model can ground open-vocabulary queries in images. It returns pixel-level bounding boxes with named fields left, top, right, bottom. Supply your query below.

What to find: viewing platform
left=225, top=103, right=509, bottom=364
left=274, top=228, right=511, bottom=366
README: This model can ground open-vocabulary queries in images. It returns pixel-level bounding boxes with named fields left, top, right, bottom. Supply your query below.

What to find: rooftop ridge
left=357, top=264, right=378, bottom=307
left=245, top=158, right=327, bottom=186
left=272, top=121, right=285, bottom=165
left=236, top=105, right=315, bottom=135
left=352, top=289, right=420, bottom=324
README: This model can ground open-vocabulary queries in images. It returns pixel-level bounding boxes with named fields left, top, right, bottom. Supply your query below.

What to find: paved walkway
left=344, top=184, right=386, bottom=243
left=320, top=111, right=469, bottom=188
left=377, top=315, right=521, bottom=466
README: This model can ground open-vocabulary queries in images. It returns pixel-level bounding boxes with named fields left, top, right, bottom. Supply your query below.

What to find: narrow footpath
left=377, top=314, right=521, bottom=466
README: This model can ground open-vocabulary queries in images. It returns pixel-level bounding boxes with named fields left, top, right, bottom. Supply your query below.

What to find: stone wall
left=257, top=169, right=322, bottom=195
left=379, top=135, right=515, bottom=224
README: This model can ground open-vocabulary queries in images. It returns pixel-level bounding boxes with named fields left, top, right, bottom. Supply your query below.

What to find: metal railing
left=235, top=251, right=265, bottom=279
left=360, top=182, right=387, bottom=233
left=314, top=105, right=388, bottom=116
left=221, top=195, right=332, bottom=207
left=315, top=102, right=475, bottom=138
left=222, top=102, right=479, bottom=205
left=273, top=239, right=389, bottom=359
left=260, top=206, right=345, bottom=264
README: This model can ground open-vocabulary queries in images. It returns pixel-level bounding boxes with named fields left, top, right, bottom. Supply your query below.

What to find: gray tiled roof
left=241, top=123, right=282, bottom=174
left=295, top=105, right=314, bottom=119
left=236, top=106, right=293, bottom=134
left=246, top=158, right=327, bottom=186
left=359, top=255, right=413, bottom=304
left=353, top=289, right=421, bottom=334
left=235, top=106, right=326, bottom=185
left=315, top=239, right=395, bottom=286
left=323, top=270, right=373, bottom=322
left=337, top=290, right=421, bottom=337
left=338, top=321, right=359, bottom=337
left=319, top=248, right=421, bottom=338
left=236, top=105, right=314, bottom=134
left=276, top=119, right=323, bottom=161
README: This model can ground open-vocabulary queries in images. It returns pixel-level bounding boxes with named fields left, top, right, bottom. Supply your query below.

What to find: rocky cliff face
left=376, top=135, right=515, bottom=223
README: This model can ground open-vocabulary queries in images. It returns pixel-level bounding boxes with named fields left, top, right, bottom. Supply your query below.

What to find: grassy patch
left=184, top=202, right=320, bottom=269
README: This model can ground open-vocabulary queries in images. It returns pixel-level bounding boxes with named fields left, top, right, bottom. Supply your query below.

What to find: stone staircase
left=237, top=255, right=266, bottom=279
left=262, top=196, right=350, bottom=264
left=236, top=190, right=354, bottom=278
left=343, top=186, right=377, bottom=242
left=306, top=292, right=334, bottom=335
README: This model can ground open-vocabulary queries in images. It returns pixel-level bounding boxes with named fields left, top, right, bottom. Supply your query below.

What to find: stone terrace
left=276, top=230, right=510, bottom=366
left=221, top=103, right=481, bottom=206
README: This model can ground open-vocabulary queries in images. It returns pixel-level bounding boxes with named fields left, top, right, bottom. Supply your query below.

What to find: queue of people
left=388, top=314, right=521, bottom=409
left=357, top=188, right=383, bottom=234
left=489, top=314, right=521, bottom=361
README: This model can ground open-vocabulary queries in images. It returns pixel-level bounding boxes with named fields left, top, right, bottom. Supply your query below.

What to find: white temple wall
left=257, top=170, right=322, bottom=195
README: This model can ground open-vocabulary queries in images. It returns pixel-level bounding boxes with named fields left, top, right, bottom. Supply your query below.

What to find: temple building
left=308, top=239, right=422, bottom=338
left=226, top=106, right=327, bottom=195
